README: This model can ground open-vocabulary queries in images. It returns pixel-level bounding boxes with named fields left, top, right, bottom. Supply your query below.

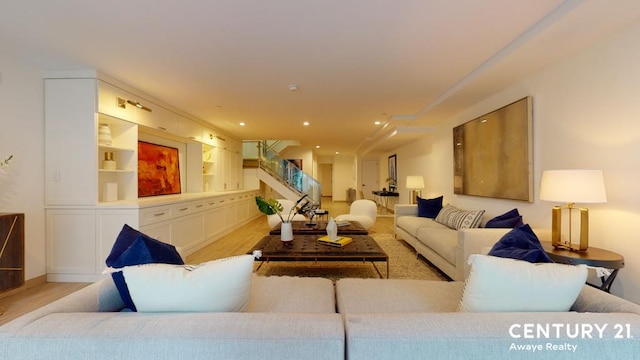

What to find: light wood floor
left=0, top=198, right=395, bottom=326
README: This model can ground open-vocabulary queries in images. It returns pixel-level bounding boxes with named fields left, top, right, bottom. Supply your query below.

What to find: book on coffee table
left=317, top=235, right=352, bottom=247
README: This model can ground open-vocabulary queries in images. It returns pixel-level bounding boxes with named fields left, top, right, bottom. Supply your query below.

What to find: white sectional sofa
left=336, top=278, right=640, bottom=359
left=0, top=275, right=344, bottom=360
left=394, top=204, right=550, bottom=280
left=3, top=274, right=640, bottom=359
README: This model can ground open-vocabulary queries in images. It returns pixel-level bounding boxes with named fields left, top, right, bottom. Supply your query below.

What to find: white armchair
left=266, top=199, right=307, bottom=229
left=335, top=199, right=377, bottom=230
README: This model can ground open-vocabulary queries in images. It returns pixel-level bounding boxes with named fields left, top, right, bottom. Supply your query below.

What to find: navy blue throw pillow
left=488, top=224, right=553, bottom=263
left=485, top=208, right=524, bottom=228
left=106, top=224, right=184, bottom=311
left=416, top=196, right=443, bottom=218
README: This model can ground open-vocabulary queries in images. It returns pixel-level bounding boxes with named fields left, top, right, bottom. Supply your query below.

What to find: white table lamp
left=540, top=170, right=607, bottom=251
left=406, top=175, right=425, bottom=205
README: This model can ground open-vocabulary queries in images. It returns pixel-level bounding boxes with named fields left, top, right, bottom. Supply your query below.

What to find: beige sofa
left=3, top=274, right=640, bottom=360
left=394, top=204, right=550, bottom=280
left=0, top=275, right=344, bottom=360
left=336, top=278, right=640, bottom=359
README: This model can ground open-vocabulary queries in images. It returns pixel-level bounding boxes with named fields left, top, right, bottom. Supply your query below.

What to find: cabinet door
left=96, top=209, right=138, bottom=273
left=172, top=213, right=205, bottom=252
left=46, top=209, right=96, bottom=276
left=177, top=117, right=203, bottom=142
left=204, top=204, right=226, bottom=240
left=45, top=78, right=98, bottom=205
left=140, top=221, right=172, bottom=245
left=97, top=81, right=137, bottom=122
left=138, top=104, right=178, bottom=134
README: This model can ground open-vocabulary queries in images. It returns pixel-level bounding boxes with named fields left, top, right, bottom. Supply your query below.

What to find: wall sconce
left=406, top=175, right=424, bottom=205
left=539, top=170, right=607, bottom=251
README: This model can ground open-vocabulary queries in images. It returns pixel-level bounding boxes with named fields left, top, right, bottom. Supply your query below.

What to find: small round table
left=541, top=241, right=624, bottom=292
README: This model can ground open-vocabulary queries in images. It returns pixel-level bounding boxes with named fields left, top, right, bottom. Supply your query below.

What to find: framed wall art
left=138, top=141, right=181, bottom=197
left=453, top=96, right=533, bottom=202
left=387, top=154, right=397, bottom=191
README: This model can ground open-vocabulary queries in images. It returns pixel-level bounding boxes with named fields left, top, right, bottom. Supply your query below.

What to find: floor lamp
left=406, top=175, right=424, bottom=205
left=539, top=170, right=607, bottom=251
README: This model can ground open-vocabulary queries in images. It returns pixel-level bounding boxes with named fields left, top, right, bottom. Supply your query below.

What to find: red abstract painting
left=138, top=141, right=181, bottom=197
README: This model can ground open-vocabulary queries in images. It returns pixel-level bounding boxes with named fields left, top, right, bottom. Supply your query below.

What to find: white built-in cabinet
left=44, top=71, right=259, bottom=282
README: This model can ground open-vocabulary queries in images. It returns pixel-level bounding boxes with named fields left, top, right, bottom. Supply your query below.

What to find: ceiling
left=2, top=0, right=640, bottom=156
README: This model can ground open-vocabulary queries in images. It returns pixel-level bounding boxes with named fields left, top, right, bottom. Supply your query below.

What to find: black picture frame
left=387, top=154, right=397, bottom=191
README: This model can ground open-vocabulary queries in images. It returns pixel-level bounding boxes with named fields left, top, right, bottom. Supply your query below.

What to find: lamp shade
left=406, top=175, right=425, bottom=189
left=540, top=170, right=607, bottom=203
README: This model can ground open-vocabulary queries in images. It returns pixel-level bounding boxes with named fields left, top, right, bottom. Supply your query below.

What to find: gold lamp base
left=551, top=204, right=589, bottom=252
left=409, top=189, right=422, bottom=204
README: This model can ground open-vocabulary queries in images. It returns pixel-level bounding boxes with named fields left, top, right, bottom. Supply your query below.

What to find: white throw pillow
left=459, top=254, right=587, bottom=312
left=121, top=254, right=254, bottom=312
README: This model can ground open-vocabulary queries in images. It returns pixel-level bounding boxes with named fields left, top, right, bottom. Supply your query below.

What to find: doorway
left=361, top=160, right=378, bottom=200
left=320, top=163, right=333, bottom=197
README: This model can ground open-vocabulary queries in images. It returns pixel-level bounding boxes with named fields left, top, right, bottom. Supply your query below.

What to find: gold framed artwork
left=453, top=96, right=533, bottom=202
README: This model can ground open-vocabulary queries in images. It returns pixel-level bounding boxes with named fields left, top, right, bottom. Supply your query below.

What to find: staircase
left=243, top=140, right=321, bottom=205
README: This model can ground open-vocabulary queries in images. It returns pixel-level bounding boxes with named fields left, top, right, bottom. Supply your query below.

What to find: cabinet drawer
left=140, top=205, right=172, bottom=226
left=172, top=202, right=193, bottom=217
left=191, top=200, right=206, bottom=213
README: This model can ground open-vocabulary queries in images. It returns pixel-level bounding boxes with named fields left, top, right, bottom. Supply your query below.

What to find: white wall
left=332, top=155, right=356, bottom=202
left=394, top=21, right=640, bottom=302
left=0, top=56, right=46, bottom=280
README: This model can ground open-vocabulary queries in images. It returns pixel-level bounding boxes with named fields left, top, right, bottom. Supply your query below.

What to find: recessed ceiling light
left=335, top=151, right=340, bottom=155
left=374, top=121, right=381, bottom=125
left=315, top=145, right=320, bottom=149
left=303, top=121, right=310, bottom=126
left=239, top=122, right=245, bottom=126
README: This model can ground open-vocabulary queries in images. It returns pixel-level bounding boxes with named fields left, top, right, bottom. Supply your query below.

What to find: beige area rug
left=253, top=233, right=448, bottom=281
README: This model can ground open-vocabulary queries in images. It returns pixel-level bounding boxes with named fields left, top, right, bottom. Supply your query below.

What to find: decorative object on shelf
left=103, top=182, right=118, bottom=202
left=98, top=123, right=112, bottom=146
left=405, top=175, right=424, bottom=204
left=102, top=152, right=116, bottom=170
left=540, top=169, right=607, bottom=252
left=138, top=141, right=181, bottom=197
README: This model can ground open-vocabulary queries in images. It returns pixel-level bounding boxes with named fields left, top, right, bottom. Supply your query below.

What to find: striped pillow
left=435, top=204, right=485, bottom=230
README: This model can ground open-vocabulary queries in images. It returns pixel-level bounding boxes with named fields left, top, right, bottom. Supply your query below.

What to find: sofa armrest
left=0, top=277, right=124, bottom=333
left=394, top=204, right=418, bottom=230
left=455, top=228, right=552, bottom=281
left=572, top=285, right=640, bottom=314
left=394, top=204, right=418, bottom=217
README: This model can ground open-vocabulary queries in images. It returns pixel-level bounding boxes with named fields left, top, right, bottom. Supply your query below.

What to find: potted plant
left=255, top=194, right=317, bottom=241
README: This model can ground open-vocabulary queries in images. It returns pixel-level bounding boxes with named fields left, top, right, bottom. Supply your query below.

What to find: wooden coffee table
left=248, top=234, right=388, bottom=278
left=269, top=220, right=368, bottom=235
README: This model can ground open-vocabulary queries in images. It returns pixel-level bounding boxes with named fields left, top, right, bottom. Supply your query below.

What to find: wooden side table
left=541, top=241, right=624, bottom=293
left=0, top=213, right=25, bottom=295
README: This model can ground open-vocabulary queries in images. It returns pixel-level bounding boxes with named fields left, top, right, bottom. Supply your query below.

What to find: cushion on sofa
left=415, top=227, right=457, bottom=265
left=416, top=196, right=443, bottom=218
left=396, top=216, right=449, bottom=237
left=484, top=208, right=524, bottom=228
left=487, top=224, right=553, bottom=263
left=435, top=204, right=484, bottom=230
left=105, top=224, right=184, bottom=311
left=120, top=254, right=254, bottom=312
left=459, top=254, right=587, bottom=312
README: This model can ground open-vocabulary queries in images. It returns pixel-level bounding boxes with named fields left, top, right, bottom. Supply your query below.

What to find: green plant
left=255, top=194, right=315, bottom=223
